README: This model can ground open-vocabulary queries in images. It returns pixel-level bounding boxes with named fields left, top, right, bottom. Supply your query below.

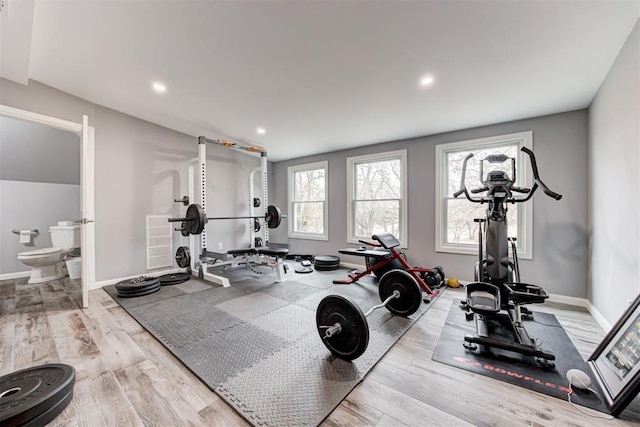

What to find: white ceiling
left=11, top=1, right=640, bottom=161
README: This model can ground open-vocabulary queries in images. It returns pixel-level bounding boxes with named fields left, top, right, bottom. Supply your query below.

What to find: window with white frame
left=288, top=161, right=328, bottom=240
left=347, top=150, right=407, bottom=245
left=435, top=131, right=533, bottom=258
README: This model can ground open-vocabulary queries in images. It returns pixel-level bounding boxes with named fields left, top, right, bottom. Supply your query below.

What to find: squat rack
left=188, top=136, right=270, bottom=287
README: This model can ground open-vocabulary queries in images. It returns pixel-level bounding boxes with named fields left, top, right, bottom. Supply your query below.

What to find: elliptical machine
left=453, top=147, right=562, bottom=368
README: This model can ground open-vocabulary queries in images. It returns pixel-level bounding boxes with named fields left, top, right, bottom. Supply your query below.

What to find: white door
left=80, top=115, right=95, bottom=308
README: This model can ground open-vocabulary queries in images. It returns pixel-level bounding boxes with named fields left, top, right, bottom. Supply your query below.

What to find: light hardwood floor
left=2, top=276, right=640, bottom=426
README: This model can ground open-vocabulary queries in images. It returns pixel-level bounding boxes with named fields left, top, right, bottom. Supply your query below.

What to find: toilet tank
left=50, top=221, right=81, bottom=250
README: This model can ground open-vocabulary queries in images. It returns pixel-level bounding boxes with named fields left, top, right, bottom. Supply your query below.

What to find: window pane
left=294, top=201, right=324, bottom=233
left=446, top=198, right=519, bottom=244
left=294, top=169, right=325, bottom=201
left=355, top=159, right=400, bottom=200
left=447, top=144, right=518, bottom=197
left=354, top=200, right=399, bottom=237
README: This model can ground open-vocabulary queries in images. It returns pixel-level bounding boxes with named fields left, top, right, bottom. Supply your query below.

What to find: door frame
left=0, top=104, right=95, bottom=308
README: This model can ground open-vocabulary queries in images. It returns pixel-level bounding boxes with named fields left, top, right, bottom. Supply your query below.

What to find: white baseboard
left=547, top=293, right=589, bottom=307
left=92, top=267, right=184, bottom=290
left=585, top=300, right=612, bottom=332
left=0, top=271, right=31, bottom=281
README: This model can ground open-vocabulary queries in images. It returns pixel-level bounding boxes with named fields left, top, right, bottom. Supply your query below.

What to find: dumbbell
left=316, top=270, right=422, bottom=360
left=422, top=265, right=445, bottom=288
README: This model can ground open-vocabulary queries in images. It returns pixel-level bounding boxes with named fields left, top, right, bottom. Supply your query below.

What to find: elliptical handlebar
left=453, top=147, right=562, bottom=203
left=520, top=147, right=562, bottom=201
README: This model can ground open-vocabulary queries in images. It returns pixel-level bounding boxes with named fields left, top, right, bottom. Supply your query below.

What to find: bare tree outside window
left=288, top=161, right=328, bottom=240
left=293, top=168, right=325, bottom=234
left=354, top=158, right=401, bottom=237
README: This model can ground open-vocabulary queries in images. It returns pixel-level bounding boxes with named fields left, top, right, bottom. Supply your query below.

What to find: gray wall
left=270, top=110, right=589, bottom=298
left=588, top=20, right=639, bottom=325
left=0, top=116, right=80, bottom=184
left=1, top=78, right=263, bottom=282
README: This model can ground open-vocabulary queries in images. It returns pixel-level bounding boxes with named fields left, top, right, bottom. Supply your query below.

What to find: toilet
left=17, top=221, right=81, bottom=284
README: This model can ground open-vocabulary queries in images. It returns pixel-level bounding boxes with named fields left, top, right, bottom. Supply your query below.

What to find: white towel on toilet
left=19, top=230, right=32, bottom=244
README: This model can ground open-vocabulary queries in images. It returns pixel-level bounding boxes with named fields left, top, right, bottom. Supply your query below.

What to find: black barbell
left=316, top=269, right=423, bottom=360
left=168, top=203, right=285, bottom=235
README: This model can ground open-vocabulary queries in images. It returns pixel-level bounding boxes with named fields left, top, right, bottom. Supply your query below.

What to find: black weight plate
left=295, top=267, right=313, bottom=274
left=180, top=222, right=190, bottom=237
left=115, top=282, right=161, bottom=295
left=114, top=276, right=160, bottom=292
left=379, top=269, right=423, bottom=317
left=314, top=255, right=340, bottom=265
left=117, top=284, right=161, bottom=298
left=316, top=295, right=369, bottom=361
left=158, top=272, right=190, bottom=285
left=175, top=246, right=191, bottom=268
left=371, top=250, right=407, bottom=279
left=314, top=264, right=340, bottom=271
left=266, top=205, right=282, bottom=229
left=22, top=389, right=73, bottom=427
left=186, top=204, right=206, bottom=234
left=0, top=364, right=75, bottom=426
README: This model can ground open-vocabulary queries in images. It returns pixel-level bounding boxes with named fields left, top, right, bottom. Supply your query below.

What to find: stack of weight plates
left=0, top=364, right=76, bottom=426
left=115, top=276, right=161, bottom=298
left=158, top=272, right=190, bottom=286
left=314, top=255, right=340, bottom=271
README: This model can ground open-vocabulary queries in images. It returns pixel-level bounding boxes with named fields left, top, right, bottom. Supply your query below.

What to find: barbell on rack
left=168, top=203, right=285, bottom=235
left=316, top=270, right=423, bottom=360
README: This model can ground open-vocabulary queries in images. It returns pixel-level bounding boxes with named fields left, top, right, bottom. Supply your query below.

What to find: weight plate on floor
left=114, top=276, right=160, bottom=292
left=314, top=255, right=340, bottom=265
left=22, top=389, right=73, bottom=427
left=379, top=269, right=423, bottom=316
left=316, top=295, right=369, bottom=361
left=0, top=364, right=75, bottom=426
left=295, top=267, right=313, bottom=274
left=116, top=282, right=161, bottom=295
left=158, top=272, right=190, bottom=285
left=117, top=284, right=161, bottom=298
left=314, top=264, right=340, bottom=271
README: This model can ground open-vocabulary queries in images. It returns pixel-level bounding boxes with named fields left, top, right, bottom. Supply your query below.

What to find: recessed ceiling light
left=256, top=127, right=266, bottom=135
left=152, top=82, right=167, bottom=93
left=419, top=75, right=434, bottom=87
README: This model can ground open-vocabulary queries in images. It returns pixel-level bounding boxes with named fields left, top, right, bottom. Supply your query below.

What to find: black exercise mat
left=104, top=268, right=439, bottom=426
left=432, top=299, right=609, bottom=413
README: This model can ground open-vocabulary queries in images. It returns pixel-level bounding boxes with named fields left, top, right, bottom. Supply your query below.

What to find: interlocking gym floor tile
left=102, top=284, right=187, bottom=308
left=174, top=278, right=213, bottom=293
left=179, top=322, right=288, bottom=385
left=215, top=292, right=289, bottom=321
left=256, top=280, right=320, bottom=303
left=217, top=333, right=363, bottom=427
left=327, top=281, right=379, bottom=303
left=248, top=304, right=316, bottom=343
left=130, top=301, right=243, bottom=349
left=293, top=288, right=343, bottom=312
left=291, top=271, right=340, bottom=289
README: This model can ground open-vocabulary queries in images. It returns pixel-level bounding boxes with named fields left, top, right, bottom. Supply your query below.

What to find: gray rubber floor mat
left=104, top=268, right=440, bottom=426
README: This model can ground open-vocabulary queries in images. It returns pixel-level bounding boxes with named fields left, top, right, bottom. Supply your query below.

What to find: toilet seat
left=18, top=247, right=63, bottom=259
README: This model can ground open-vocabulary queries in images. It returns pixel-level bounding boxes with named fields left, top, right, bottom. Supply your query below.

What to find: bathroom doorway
left=0, top=105, right=95, bottom=308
